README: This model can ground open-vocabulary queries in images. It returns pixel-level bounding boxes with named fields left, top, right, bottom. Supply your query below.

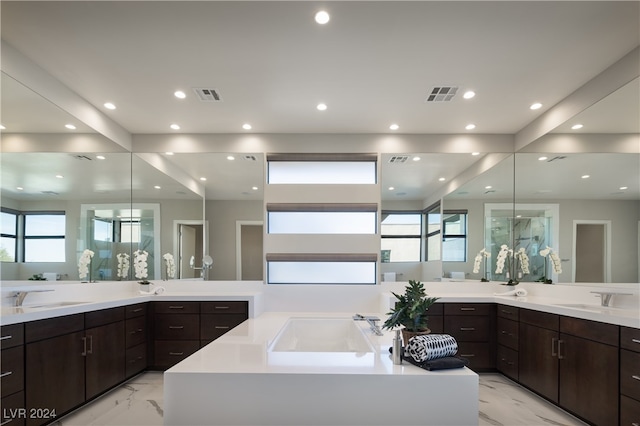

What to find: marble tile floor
left=53, top=372, right=587, bottom=426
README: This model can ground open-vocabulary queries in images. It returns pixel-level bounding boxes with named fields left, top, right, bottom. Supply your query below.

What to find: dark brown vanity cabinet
left=443, top=303, right=495, bottom=371
left=124, top=303, right=148, bottom=378
left=1, top=323, right=26, bottom=426
left=519, top=309, right=619, bottom=426
left=24, top=308, right=126, bottom=426
left=152, top=302, right=201, bottom=369
left=620, top=326, right=640, bottom=426
left=200, top=301, right=249, bottom=345
left=496, top=305, right=519, bottom=381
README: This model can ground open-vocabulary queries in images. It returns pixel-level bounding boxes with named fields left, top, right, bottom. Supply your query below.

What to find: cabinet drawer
left=1, top=346, right=24, bottom=398
left=154, top=340, right=199, bottom=368
left=496, top=344, right=518, bottom=381
left=444, top=303, right=493, bottom=316
left=1, top=324, right=24, bottom=350
left=622, top=349, right=640, bottom=401
left=621, top=327, right=640, bottom=353
left=456, top=342, right=494, bottom=370
left=559, top=316, right=618, bottom=346
left=425, top=303, right=443, bottom=316
left=497, top=305, right=519, bottom=320
left=154, top=302, right=199, bottom=314
left=25, top=313, right=84, bottom=343
left=444, top=316, right=490, bottom=341
left=1, top=390, right=25, bottom=426
left=154, top=314, right=199, bottom=340
left=125, top=343, right=147, bottom=378
left=85, top=306, right=125, bottom=329
left=201, top=301, right=248, bottom=315
left=621, top=394, right=640, bottom=426
left=125, top=303, right=147, bottom=319
left=200, top=314, right=247, bottom=341
left=427, top=315, right=444, bottom=334
left=497, top=317, right=519, bottom=351
left=126, top=316, right=146, bottom=348
left=519, top=309, right=558, bottom=331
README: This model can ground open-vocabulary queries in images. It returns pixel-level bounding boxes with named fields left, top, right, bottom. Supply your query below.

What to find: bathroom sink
left=22, top=301, right=89, bottom=309
left=554, top=303, right=623, bottom=312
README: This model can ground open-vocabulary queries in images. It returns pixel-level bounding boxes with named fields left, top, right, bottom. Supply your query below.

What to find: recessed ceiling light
left=104, top=102, right=116, bottom=110
left=154, top=185, right=161, bottom=189
left=571, top=124, right=583, bottom=130
left=485, top=185, right=492, bottom=189
left=530, top=102, right=543, bottom=110
left=388, top=186, right=395, bottom=191
left=170, top=124, right=180, bottom=130
left=174, top=90, right=186, bottom=99
left=412, top=156, right=421, bottom=162
left=252, top=186, right=259, bottom=191
left=16, top=186, right=23, bottom=191
left=471, top=152, right=480, bottom=156
left=438, top=177, right=446, bottom=182
left=65, top=124, right=76, bottom=130
left=463, top=91, right=475, bottom=99
left=227, top=155, right=235, bottom=161
left=389, top=124, right=399, bottom=130
left=581, top=175, right=590, bottom=179
left=465, top=124, right=476, bottom=130
left=96, top=155, right=106, bottom=160
left=55, top=174, right=64, bottom=179
left=538, top=156, right=548, bottom=161
left=199, top=177, right=207, bottom=181
left=242, top=123, right=252, bottom=130
left=316, top=103, right=327, bottom=111
left=516, top=215, right=522, bottom=218
left=165, top=152, right=174, bottom=156
left=315, top=10, right=330, bottom=24
left=620, top=186, right=628, bottom=190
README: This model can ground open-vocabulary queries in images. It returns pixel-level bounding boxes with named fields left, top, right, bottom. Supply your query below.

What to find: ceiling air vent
left=389, top=155, right=409, bottom=163
left=243, top=155, right=258, bottom=162
left=41, top=191, right=59, bottom=196
left=193, top=88, right=222, bottom=102
left=70, top=154, right=92, bottom=161
left=425, top=86, right=458, bottom=102
left=547, top=156, right=567, bottom=162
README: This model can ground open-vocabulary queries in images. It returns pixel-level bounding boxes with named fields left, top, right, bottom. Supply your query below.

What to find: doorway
left=573, top=221, right=611, bottom=283
left=173, top=220, right=205, bottom=279
left=236, top=221, right=263, bottom=280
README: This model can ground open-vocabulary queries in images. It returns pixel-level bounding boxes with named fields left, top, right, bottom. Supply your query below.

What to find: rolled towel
left=138, top=286, right=166, bottom=296
left=405, top=334, right=458, bottom=363
left=404, top=355, right=470, bottom=371
left=494, top=288, right=528, bottom=297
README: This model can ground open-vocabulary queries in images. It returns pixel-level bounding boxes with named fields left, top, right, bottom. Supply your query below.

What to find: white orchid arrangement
left=78, top=249, right=95, bottom=281
left=133, top=249, right=150, bottom=284
left=116, top=253, right=130, bottom=279
left=472, top=248, right=491, bottom=281
left=495, top=244, right=530, bottom=285
left=162, top=253, right=176, bottom=280
left=539, top=246, right=562, bottom=283
left=495, top=244, right=512, bottom=274
left=514, top=248, right=530, bottom=275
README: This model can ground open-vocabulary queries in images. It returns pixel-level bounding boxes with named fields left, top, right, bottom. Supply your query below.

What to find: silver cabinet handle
left=215, top=306, right=230, bottom=309
left=87, top=335, right=93, bottom=355
left=500, top=309, right=514, bottom=315
left=632, top=375, right=640, bottom=381
left=632, top=339, right=640, bottom=344
left=460, top=327, right=476, bottom=331
left=131, top=308, right=143, bottom=313
left=460, top=354, right=475, bottom=357
left=0, top=335, right=12, bottom=341
left=81, top=336, right=87, bottom=356
left=0, top=371, right=13, bottom=378
left=460, top=307, right=476, bottom=311
left=168, top=306, right=184, bottom=310
left=169, top=352, right=184, bottom=356
left=215, top=326, right=230, bottom=329
left=557, top=339, right=564, bottom=360
left=169, top=326, right=184, bottom=329
left=551, top=337, right=558, bottom=357
left=1, top=418, right=14, bottom=426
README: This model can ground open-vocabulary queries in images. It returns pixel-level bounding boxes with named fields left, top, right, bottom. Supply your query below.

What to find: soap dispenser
left=392, top=329, right=402, bottom=364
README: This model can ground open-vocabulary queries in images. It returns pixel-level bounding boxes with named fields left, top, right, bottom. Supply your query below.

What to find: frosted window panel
left=268, top=261, right=376, bottom=284
left=1, top=212, right=17, bottom=235
left=380, top=238, right=421, bottom=262
left=443, top=237, right=466, bottom=262
left=1, top=237, right=16, bottom=261
left=25, top=215, right=65, bottom=236
left=25, top=239, right=65, bottom=262
left=269, top=212, right=376, bottom=234
left=268, top=162, right=376, bottom=184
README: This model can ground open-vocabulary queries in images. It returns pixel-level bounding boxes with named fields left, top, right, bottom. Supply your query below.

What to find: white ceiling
left=1, top=1, right=638, bottom=202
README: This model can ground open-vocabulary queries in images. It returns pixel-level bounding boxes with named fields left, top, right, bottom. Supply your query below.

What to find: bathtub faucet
left=353, top=314, right=384, bottom=336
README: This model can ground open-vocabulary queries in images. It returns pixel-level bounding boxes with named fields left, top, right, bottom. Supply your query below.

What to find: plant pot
left=401, top=328, right=431, bottom=346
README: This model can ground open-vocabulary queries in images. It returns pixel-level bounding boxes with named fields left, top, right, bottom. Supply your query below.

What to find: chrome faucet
left=11, top=289, right=54, bottom=306
left=590, top=291, right=632, bottom=307
left=353, top=314, right=384, bottom=336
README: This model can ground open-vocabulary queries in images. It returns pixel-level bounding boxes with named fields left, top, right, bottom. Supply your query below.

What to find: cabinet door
left=559, top=333, right=618, bottom=426
left=85, top=321, right=125, bottom=400
left=519, top=323, right=559, bottom=403
left=26, top=331, right=85, bottom=426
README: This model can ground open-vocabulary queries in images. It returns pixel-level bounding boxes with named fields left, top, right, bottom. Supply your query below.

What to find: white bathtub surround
left=164, top=312, right=479, bottom=426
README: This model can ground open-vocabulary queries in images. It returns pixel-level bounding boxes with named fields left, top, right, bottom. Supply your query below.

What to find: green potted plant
left=383, top=280, right=439, bottom=345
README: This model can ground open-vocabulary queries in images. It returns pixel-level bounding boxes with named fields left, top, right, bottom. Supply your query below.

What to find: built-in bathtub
left=268, top=317, right=374, bottom=352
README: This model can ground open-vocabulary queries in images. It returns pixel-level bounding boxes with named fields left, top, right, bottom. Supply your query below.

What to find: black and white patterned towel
left=405, top=334, right=458, bottom=363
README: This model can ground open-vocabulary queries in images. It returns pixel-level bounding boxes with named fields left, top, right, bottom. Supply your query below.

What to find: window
left=267, top=154, right=377, bottom=184
left=381, top=212, right=421, bottom=262
left=424, top=203, right=441, bottom=261
left=266, top=253, right=377, bottom=284
left=24, top=212, right=66, bottom=262
left=267, top=203, right=377, bottom=234
left=0, top=210, right=18, bottom=262
left=442, top=210, right=468, bottom=262
left=119, top=221, right=141, bottom=243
